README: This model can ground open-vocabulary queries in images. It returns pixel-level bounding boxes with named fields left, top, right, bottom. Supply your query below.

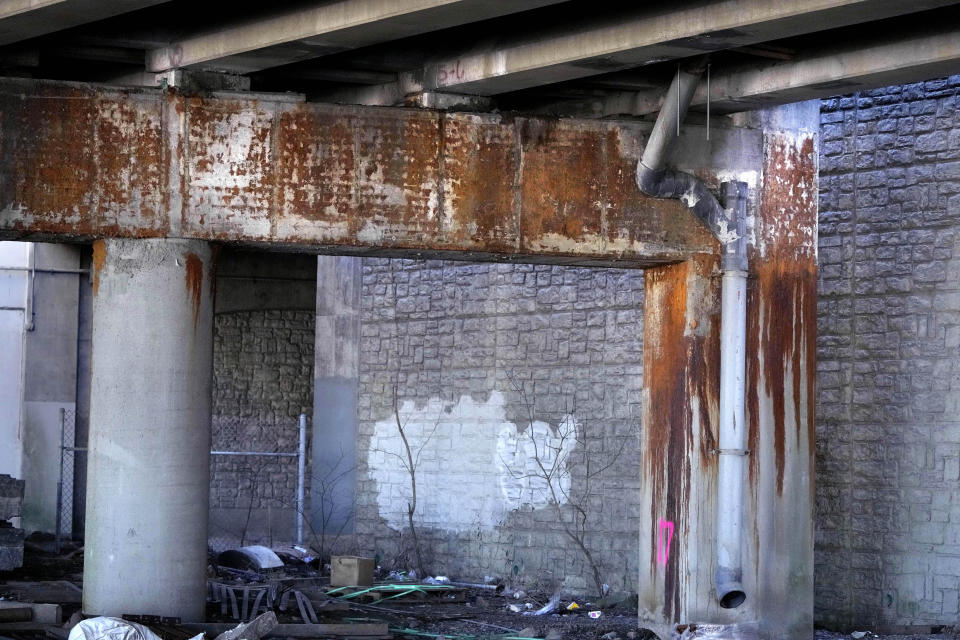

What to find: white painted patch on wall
left=367, top=391, right=577, bottom=533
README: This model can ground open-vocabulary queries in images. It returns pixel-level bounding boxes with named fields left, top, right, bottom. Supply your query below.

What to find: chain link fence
left=57, top=411, right=308, bottom=554
left=56, top=407, right=83, bottom=550
left=208, top=415, right=307, bottom=553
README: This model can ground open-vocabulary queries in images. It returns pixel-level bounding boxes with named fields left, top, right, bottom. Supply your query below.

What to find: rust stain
left=1, top=79, right=720, bottom=264
left=604, top=128, right=717, bottom=251
left=746, top=131, right=818, bottom=494
left=518, top=120, right=603, bottom=251
left=746, top=261, right=817, bottom=493
left=184, top=251, right=204, bottom=327
left=643, top=261, right=689, bottom=622
left=184, top=96, right=275, bottom=234
left=274, top=106, right=355, bottom=228
left=91, top=239, right=106, bottom=297
left=643, top=253, right=720, bottom=623
left=444, top=114, right=518, bottom=251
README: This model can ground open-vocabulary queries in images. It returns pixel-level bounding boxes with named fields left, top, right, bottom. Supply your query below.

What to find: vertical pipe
left=55, top=407, right=65, bottom=553
left=715, top=182, right=749, bottom=609
left=297, top=413, right=307, bottom=546
left=24, top=243, right=34, bottom=332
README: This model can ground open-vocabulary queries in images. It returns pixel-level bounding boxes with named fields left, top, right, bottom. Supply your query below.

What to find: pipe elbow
left=635, top=161, right=665, bottom=197
left=715, top=567, right=746, bottom=609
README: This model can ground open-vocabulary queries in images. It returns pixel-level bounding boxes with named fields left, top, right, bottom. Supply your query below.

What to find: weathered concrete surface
left=21, top=243, right=81, bottom=534
left=638, top=105, right=817, bottom=639
left=313, top=256, right=361, bottom=539
left=146, top=0, right=566, bottom=74
left=84, top=238, right=214, bottom=620
left=0, top=79, right=716, bottom=266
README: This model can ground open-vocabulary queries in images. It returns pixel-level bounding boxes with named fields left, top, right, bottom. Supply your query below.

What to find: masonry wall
left=209, top=251, right=316, bottom=548
left=355, top=259, right=644, bottom=594
left=817, top=76, right=960, bottom=629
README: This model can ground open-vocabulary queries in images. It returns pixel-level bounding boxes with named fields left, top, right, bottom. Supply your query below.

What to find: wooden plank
left=0, top=622, right=70, bottom=639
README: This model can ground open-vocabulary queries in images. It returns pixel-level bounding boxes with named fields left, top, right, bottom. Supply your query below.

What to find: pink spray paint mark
left=657, top=519, right=674, bottom=566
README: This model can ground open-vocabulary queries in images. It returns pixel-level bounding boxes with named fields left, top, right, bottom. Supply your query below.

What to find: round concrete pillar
left=83, top=238, right=214, bottom=621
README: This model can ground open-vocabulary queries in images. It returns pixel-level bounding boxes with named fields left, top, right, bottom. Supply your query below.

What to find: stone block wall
left=354, top=259, right=644, bottom=593
left=210, top=309, right=315, bottom=546
left=817, top=76, right=960, bottom=629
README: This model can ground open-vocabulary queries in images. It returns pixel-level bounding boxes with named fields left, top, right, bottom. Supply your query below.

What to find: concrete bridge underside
left=0, top=79, right=817, bottom=640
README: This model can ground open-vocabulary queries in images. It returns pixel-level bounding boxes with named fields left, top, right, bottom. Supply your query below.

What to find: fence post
left=55, top=407, right=65, bottom=553
left=297, top=413, right=307, bottom=546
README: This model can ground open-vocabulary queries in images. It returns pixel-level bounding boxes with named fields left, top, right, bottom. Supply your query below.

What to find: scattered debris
left=0, top=600, right=62, bottom=623
left=211, top=611, right=278, bottom=640
left=331, top=556, right=376, bottom=587
left=528, top=593, right=562, bottom=617
left=68, top=617, right=202, bottom=640
left=217, top=547, right=284, bottom=572
left=328, top=584, right=466, bottom=604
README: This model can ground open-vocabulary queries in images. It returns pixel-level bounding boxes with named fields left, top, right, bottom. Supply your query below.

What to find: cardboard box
left=330, top=555, right=375, bottom=587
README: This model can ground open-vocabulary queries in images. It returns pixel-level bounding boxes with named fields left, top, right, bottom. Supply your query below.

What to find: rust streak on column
left=184, top=251, right=204, bottom=328
left=640, top=253, right=720, bottom=627
left=744, top=126, right=818, bottom=639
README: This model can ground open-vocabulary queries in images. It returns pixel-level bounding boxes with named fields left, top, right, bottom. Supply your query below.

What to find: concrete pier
left=312, top=256, right=361, bottom=538
left=83, top=238, right=214, bottom=620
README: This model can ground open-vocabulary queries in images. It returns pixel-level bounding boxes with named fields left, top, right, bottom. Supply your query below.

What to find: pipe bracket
left=712, top=448, right=750, bottom=456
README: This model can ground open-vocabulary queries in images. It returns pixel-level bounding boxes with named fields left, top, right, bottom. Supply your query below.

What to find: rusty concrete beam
left=0, top=78, right=718, bottom=267
left=322, top=0, right=959, bottom=104
left=0, top=0, right=170, bottom=47
left=146, top=0, right=567, bottom=74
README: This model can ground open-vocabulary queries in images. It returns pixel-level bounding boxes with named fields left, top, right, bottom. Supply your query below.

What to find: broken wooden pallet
left=326, top=584, right=465, bottom=604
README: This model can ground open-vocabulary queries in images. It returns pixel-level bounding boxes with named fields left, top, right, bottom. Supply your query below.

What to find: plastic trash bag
left=68, top=617, right=203, bottom=640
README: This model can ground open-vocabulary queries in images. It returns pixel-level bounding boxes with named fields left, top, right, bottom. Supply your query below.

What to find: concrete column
left=312, top=256, right=361, bottom=540
left=83, top=238, right=214, bottom=621
left=638, top=255, right=723, bottom=640
left=638, top=105, right=818, bottom=640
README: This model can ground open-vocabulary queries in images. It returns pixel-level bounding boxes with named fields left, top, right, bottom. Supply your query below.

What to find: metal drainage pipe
left=635, top=66, right=748, bottom=610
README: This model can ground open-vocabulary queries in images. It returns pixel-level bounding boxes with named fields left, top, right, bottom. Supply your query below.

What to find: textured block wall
left=354, top=259, right=644, bottom=593
left=817, top=76, right=960, bottom=629
left=210, top=310, right=315, bottom=544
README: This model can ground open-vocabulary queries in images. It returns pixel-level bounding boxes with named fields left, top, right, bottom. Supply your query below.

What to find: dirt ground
left=342, top=588, right=650, bottom=640
left=2, top=541, right=957, bottom=640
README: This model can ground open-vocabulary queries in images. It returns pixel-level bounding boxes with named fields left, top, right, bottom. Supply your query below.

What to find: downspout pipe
left=715, top=182, right=748, bottom=610
left=635, top=67, right=749, bottom=610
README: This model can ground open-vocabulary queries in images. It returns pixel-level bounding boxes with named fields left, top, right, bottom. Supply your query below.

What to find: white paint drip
left=715, top=169, right=758, bottom=189
left=714, top=217, right=740, bottom=246
left=679, top=189, right=701, bottom=209
left=367, top=391, right=576, bottom=533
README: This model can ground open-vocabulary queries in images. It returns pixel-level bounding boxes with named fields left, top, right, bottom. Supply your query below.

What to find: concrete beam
left=692, top=22, right=960, bottom=113
left=0, top=0, right=169, bottom=47
left=0, top=78, right=723, bottom=267
left=516, top=21, right=960, bottom=118
left=146, top=0, right=566, bottom=74
left=324, top=0, right=959, bottom=102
